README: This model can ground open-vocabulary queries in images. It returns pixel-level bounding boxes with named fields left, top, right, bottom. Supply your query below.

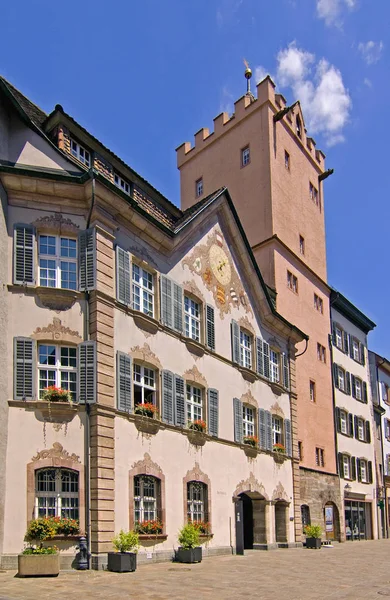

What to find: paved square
left=1, top=540, right=390, bottom=600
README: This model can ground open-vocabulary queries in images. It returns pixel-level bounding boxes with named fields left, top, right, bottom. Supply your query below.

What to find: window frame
left=317, top=343, right=326, bottom=363
left=239, top=329, right=252, bottom=370
left=134, top=474, right=160, bottom=525
left=195, top=178, right=203, bottom=198
left=37, top=343, right=77, bottom=402
left=343, top=455, right=351, bottom=479
left=70, top=138, right=91, bottom=167
left=270, top=349, right=280, bottom=383
left=315, top=447, right=325, bottom=467
left=38, top=234, right=78, bottom=290
left=241, top=146, right=250, bottom=167
left=360, top=459, right=367, bottom=483
left=272, top=415, right=283, bottom=446
left=314, top=293, right=324, bottom=314
left=132, top=263, right=155, bottom=317
left=287, top=270, right=298, bottom=294
left=337, top=366, right=346, bottom=392
left=354, top=377, right=362, bottom=401
left=310, top=380, right=316, bottom=402
left=133, top=363, right=156, bottom=407
left=114, top=173, right=130, bottom=195
left=243, top=404, right=255, bottom=438
left=357, top=418, right=365, bottom=442
left=186, top=383, right=203, bottom=423
left=187, top=481, right=207, bottom=523
left=340, top=410, right=348, bottom=435
left=35, top=467, right=79, bottom=520
left=284, top=150, right=290, bottom=170
left=299, top=235, right=305, bottom=255
left=184, top=295, right=201, bottom=342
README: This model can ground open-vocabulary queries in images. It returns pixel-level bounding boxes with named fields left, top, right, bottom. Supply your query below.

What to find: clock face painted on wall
left=209, top=244, right=231, bottom=285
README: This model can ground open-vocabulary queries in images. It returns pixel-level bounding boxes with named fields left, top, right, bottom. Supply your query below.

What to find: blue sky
left=1, top=0, right=389, bottom=356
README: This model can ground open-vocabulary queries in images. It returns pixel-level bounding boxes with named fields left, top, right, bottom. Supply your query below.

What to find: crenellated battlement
left=176, top=75, right=325, bottom=169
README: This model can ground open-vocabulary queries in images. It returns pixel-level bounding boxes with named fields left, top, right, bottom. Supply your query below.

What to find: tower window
left=296, top=116, right=302, bottom=139
left=241, top=146, right=250, bottom=167
left=299, top=235, right=305, bottom=255
left=284, top=150, right=290, bottom=170
left=195, top=178, right=203, bottom=198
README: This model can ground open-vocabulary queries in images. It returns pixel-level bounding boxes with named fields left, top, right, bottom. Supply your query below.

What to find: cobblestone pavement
left=2, top=540, right=390, bottom=600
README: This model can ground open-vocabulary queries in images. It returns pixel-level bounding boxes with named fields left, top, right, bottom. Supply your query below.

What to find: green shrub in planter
left=176, top=523, right=202, bottom=563
left=108, top=530, right=139, bottom=573
left=304, top=524, right=322, bottom=549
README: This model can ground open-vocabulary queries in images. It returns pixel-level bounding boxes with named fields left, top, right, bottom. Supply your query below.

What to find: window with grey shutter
left=365, top=421, right=371, bottom=443
left=78, top=341, right=96, bottom=403
left=205, top=305, right=215, bottom=351
left=333, top=363, right=339, bottom=388
left=14, top=224, right=35, bottom=285
left=233, top=397, right=243, bottom=443
left=360, top=344, right=366, bottom=366
left=348, top=413, right=354, bottom=438
left=160, top=276, right=173, bottom=328
left=343, top=331, right=349, bottom=354
left=116, top=246, right=131, bottom=306
left=351, top=374, right=356, bottom=398
left=263, top=341, right=270, bottom=379
left=357, top=458, right=361, bottom=482
left=79, top=229, right=96, bottom=291
left=354, top=415, right=358, bottom=439
left=284, top=419, right=292, bottom=456
left=282, top=353, right=289, bottom=389
left=351, top=456, right=356, bottom=480
left=173, top=282, right=183, bottom=333
left=174, top=375, right=185, bottom=426
left=362, top=381, right=368, bottom=403
left=368, top=461, right=373, bottom=483
left=335, top=407, right=341, bottom=433
left=345, top=372, right=351, bottom=395
left=231, top=320, right=240, bottom=364
left=338, top=453, right=344, bottom=478
left=256, top=337, right=264, bottom=377
left=161, top=370, right=174, bottom=424
left=332, top=322, right=337, bottom=346
left=208, top=388, right=219, bottom=437
left=117, top=351, right=132, bottom=412
left=349, top=334, right=354, bottom=359
left=258, top=408, right=266, bottom=449
left=265, top=410, right=272, bottom=451
left=14, top=337, right=35, bottom=400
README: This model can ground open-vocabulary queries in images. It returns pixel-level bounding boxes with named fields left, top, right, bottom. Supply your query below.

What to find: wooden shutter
left=284, top=419, right=292, bottom=457
left=354, top=415, right=359, bottom=439
left=345, top=372, right=351, bottom=395
left=365, top=421, right=371, bottom=444
left=331, top=322, right=336, bottom=345
left=357, top=458, right=361, bottom=482
left=174, top=375, right=185, bottom=426
left=161, top=370, right=174, bottom=424
left=14, top=224, right=35, bottom=285
left=348, top=413, right=354, bottom=438
left=349, top=335, right=354, bottom=359
left=368, top=461, right=373, bottom=484
left=282, top=353, right=289, bottom=389
left=386, top=454, right=390, bottom=476
left=343, top=331, right=349, bottom=354
left=14, top=337, right=35, bottom=400
left=256, top=337, right=264, bottom=376
left=265, top=410, right=272, bottom=451
left=362, top=382, right=368, bottom=403
left=208, top=388, right=219, bottom=437
left=79, top=229, right=96, bottom=291
left=172, top=282, right=183, bottom=333
left=351, top=456, right=356, bottom=481
left=360, top=344, right=366, bottom=366
left=116, top=351, right=132, bottom=412
left=160, top=275, right=173, bottom=328
left=78, top=341, right=96, bottom=403
left=263, top=341, right=270, bottom=379
left=338, top=453, right=344, bottom=478
left=335, top=407, right=341, bottom=433
left=116, top=246, right=131, bottom=306
left=333, top=364, right=339, bottom=388
left=233, top=397, right=243, bottom=443
left=351, top=375, right=356, bottom=398
left=258, top=408, right=266, bottom=449
left=231, top=320, right=240, bottom=364
left=205, top=305, right=215, bottom=351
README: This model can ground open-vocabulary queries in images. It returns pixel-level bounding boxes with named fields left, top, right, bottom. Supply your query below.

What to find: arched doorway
left=275, top=501, right=288, bottom=543
left=324, top=502, right=340, bottom=541
left=235, top=491, right=267, bottom=552
left=241, top=493, right=254, bottom=549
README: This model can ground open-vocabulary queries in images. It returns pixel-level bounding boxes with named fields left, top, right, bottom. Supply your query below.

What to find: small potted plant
left=107, top=530, right=139, bottom=572
left=134, top=402, right=158, bottom=418
left=42, top=386, right=73, bottom=404
left=304, top=524, right=322, bottom=549
left=243, top=435, right=258, bottom=447
left=176, top=523, right=202, bottom=563
left=273, top=443, right=286, bottom=454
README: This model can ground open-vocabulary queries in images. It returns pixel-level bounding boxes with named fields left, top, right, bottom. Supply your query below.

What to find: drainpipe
left=376, top=358, right=388, bottom=539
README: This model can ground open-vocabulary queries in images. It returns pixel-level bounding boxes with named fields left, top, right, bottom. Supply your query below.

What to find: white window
left=243, top=405, right=255, bottom=437
left=186, top=384, right=203, bottom=422
left=335, top=326, right=343, bottom=350
left=338, top=368, right=345, bottom=392
left=132, top=264, right=154, bottom=317
left=360, top=460, right=367, bottom=483
left=35, top=468, right=79, bottom=519
left=38, top=344, right=77, bottom=401
left=39, top=235, right=77, bottom=290
left=133, top=364, right=156, bottom=406
left=272, top=416, right=282, bottom=445
left=134, top=475, right=158, bottom=523
left=355, top=378, right=362, bottom=401
left=310, top=380, right=316, bottom=402
left=114, top=173, right=130, bottom=195
left=343, top=455, right=350, bottom=479
left=240, top=330, right=252, bottom=369
left=340, top=410, right=347, bottom=435
left=185, top=296, right=200, bottom=342
left=287, top=270, right=298, bottom=293
left=196, top=178, right=203, bottom=198
left=315, top=447, right=325, bottom=467
left=70, top=139, right=90, bottom=167
left=242, top=146, right=250, bottom=166
left=270, top=350, right=280, bottom=383
left=187, top=481, right=207, bottom=523
left=357, top=418, right=365, bottom=441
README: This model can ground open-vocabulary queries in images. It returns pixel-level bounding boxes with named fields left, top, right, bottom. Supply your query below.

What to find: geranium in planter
left=273, top=443, right=286, bottom=454
left=134, top=402, right=158, bottom=418
left=188, top=419, right=207, bottom=432
left=42, top=386, right=73, bottom=404
left=304, top=524, right=322, bottom=549
left=135, top=519, right=163, bottom=535
left=176, top=523, right=202, bottom=563
left=107, top=530, right=139, bottom=573
left=25, top=517, right=80, bottom=540
left=243, top=435, right=258, bottom=447
left=192, top=520, right=211, bottom=535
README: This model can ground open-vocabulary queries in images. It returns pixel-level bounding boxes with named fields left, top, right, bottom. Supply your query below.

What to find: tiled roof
left=0, top=76, right=47, bottom=127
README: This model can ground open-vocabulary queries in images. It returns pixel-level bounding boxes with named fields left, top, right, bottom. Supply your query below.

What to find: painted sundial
left=182, top=229, right=252, bottom=318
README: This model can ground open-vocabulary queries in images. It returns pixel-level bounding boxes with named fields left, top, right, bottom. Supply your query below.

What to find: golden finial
left=243, top=58, right=252, bottom=80
left=243, top=59, right=254, bottom=100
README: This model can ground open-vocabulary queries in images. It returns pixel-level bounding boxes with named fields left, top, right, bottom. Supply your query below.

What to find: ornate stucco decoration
left=36, top=288, right=79, bottom=312
left=32, top=318, right=82, bottom=344
left=130, top=343, right=162, bottom=370
left=131, top=452, right=163, bottom=476
left=183, top=280, right=205, bottom=304
left=129, top=244, right=159, bottom=269
left=184, top=462, right=211, bottom=485
left=183, top=365, right=208, bottom=388
left=272, top=482, right=289, bottom=503
left=270, top=402, right=285, bottom=418
left=233, top=472, right=269, bottom=500
left=241, top=390, right=258, bottom=408
left=182, top=228, right=253, bottom=319
left=238, top=315, right=256, bottom=336
left=31, top=442, right=81, bottom=464
left=33, top=213, right=79, bottom=234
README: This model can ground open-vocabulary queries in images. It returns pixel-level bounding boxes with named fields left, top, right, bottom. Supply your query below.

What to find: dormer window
left=296, top=116, right=302, bottom=139
left=70, top=139, right=90, bottom=167
left=114, top=173, right=130, bottom=195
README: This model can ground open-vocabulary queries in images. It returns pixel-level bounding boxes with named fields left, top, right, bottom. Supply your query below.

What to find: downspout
left=377, top=358, right=388, bottom=538
left=84, top=172, right=95, bottom=568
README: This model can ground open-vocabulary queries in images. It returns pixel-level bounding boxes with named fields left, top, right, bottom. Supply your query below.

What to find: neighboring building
left=369, top=351, right=390, bottom=538
left=0, top=76, right=306, bottom=569
left=330, top=290, right=376, bottom=541
left=177, top=74, right=341, bottom=539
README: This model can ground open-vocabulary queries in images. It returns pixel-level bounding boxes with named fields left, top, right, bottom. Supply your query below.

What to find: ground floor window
left=345, top=500, right=371, bottom=541
left=134, top=475, right=160, bottom=525
left=35, top=468, right=79, bottom=519
left=187, top=481, right=208, bottom=523
left=301, top=504, right=311, bottom=528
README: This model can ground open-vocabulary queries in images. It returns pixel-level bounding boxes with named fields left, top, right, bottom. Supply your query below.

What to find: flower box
left=107, top=552, right=137, bottom=572
left=187, top=429, right=207, bottom=446
left=244, top=445, right=258, bottom=458
left=17, top=553, right=59, bottom=577
left=176, top=547, right=202, bottom=563
left=134, top=414, right=161, bottom=435
left=134, top=403, right=158, bottom=419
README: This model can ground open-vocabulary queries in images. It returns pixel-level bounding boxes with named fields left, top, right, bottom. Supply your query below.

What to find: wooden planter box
left=306, top=537, right=322, bottom=549
left=107, top=552, right=137, bottom=572
left=176, top=547, right=202, bottom=563
left=18, top=553, right=60, bottom=577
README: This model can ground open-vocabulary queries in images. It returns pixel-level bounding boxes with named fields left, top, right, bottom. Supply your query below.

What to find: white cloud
left=363, top=78, right=372, bottom=88
left=254, top=65, right=270, bottom=84
left=275, top=42, right=351, bottom=146
left=316, top=0, right=356, bottom=27
left=358, top=41, right=384, bottom=65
